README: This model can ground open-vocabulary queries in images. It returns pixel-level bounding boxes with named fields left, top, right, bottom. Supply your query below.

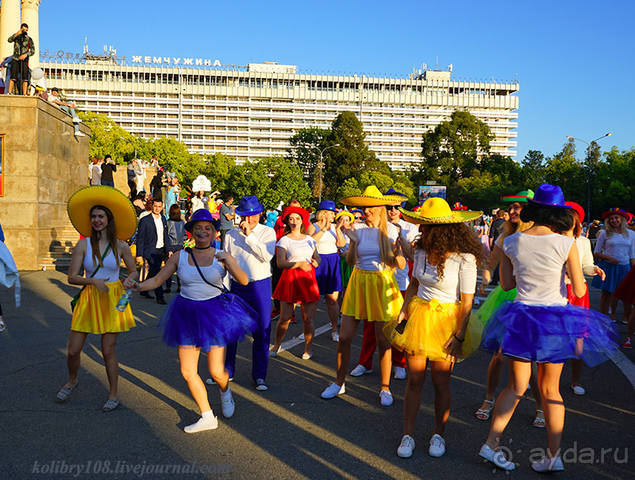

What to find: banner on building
left=418, top=185, right=446, bottom=203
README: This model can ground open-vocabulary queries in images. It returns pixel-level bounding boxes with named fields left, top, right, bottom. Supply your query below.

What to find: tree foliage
left=78, top=111, right=138, bottom=163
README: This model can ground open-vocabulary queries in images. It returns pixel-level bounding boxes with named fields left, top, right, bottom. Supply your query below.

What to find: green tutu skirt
left=472, top=285, right=517, bottom=329
left=340, top=257, right=354, bottom=289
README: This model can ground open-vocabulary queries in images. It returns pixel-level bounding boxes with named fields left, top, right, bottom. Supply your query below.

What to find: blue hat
left=528, top=184, right=571, bottom=209
left=384, top=188, right=407, bottom=198
left=316, top=200, right=337, bottom=212
left=351, top=208, right=363, bottom=215
left=235, top=196, right=264, bottom=217
left=185, top=209, right=220, bottom=232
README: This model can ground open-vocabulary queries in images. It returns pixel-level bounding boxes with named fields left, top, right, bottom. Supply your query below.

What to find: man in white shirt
left=136, top=199, right=170, bottom=304
left=223, top=196, right=276, bottom=391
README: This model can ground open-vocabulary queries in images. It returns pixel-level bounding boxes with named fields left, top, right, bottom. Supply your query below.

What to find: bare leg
left=101, top=333, right=119, bottom=400
left=325, top=292, right=340, bottom=333
left=403, top=354, right=427, bottom=435
left=65, top=330, right=89, bottom=386
left=529, top=363, right=542, bottom=410
left=8, top=79, right=15, bottom=94
left=599, top=290, right=611, bottom=317
left=478, top=351, right=503, bottom=412
left=571, top=359, right=583, bottom=387
left=22, top=81, right=29, bottom=95
left=609, top=295, right=619, bottom=321
left=271, top=301, right=294, bottom=351
left=485, top=359, right=532, bottom=448
left=302, top=302, right=318, bottom=355
left=178, top=346, right=211, bottom=413
left=430, top=360, right=453, bottom=436
left=374, top=321, right=392, bottom=392
left=622, top=301, right=632, bottom=325
left=537, top=363, right=566, bottom=457
left=207, top=346, right=229, bottom=392
left=335, top=315, right=360, bottom=385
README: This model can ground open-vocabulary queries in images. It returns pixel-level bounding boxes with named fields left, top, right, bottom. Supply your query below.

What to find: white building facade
left=41, top=58, right=518, bottom=170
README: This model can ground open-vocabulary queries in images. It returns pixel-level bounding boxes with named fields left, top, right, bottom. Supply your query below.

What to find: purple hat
left=528, top=184, right=571, bottom=209
left=235, top=196, right=264, bottom=217
left=185, top=209, right=220, bottom=232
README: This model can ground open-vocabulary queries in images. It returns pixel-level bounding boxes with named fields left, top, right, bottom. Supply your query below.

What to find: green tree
left=593, top=147, right=634, bottom=217
left=288, top=127, right=331, bottom=193
left=78, top=111, right=139, bottom=163
left=420, top=110, right=493, bottom=183
left=544, top=140, right=585, bottom=205
left=521, top=150, right=547, bottom=189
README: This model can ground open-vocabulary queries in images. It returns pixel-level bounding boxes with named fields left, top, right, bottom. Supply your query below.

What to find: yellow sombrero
left=399, top=197, right=483, bottom=224
left=340, top=185, right=407, bottom=207
left=335, top=210, right=355, bottom=222
left=67, top=186, right=138, bottom=240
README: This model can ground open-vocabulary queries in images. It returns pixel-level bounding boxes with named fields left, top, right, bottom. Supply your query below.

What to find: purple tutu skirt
left=161, top=293, right=259, bottom=351
left=315, top=252, right=342, bottom=295
left=480, top=301, right=619, bottom=367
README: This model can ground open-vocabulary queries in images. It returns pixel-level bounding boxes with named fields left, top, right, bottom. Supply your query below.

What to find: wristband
left=453, top=334, right=464, bottom=343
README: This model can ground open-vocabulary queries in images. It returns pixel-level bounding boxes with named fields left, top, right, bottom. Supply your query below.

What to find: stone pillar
left=21, top=0, right=40, bottom=68
left=0, top=0, right=22, bottom=61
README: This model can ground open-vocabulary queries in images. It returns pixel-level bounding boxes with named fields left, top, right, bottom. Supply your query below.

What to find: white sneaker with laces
left=571, top=384, right=586, bottom=395
left=220, top=390, right=235, bottom=418
left=74, top=131, right=86, bottom=137
left=428, top=434, right=446, bottom=457
left=331, top=331, right=340, bottom=342
left=397, top=435, right=415, bottom=458
left=379, top=390, right=393, bottom=407
left=531, top=456, right=564, bottom=472
left=479, top=444, right=515, bottom=471
left=321, top=382, right=345, bottom=399
left=393, top=366, right=407, bottom=380
left=184, top=415, right=218, bottom=433
left=350, top=364, right=372, bottom=377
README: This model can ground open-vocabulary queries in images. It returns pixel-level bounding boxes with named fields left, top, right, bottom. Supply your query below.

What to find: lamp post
left=311, top=143, right=339, bottom=202
left=566, top=133, right=612, bottom=219
left=119, top=137, right=137, bottom=159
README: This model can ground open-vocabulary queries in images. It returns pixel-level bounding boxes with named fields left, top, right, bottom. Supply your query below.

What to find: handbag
left=70, top=244, right=112, bottom=311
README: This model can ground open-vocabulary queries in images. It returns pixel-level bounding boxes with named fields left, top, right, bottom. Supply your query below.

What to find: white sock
left=201, top=410, right=215, bottom=419
left=184, top=410, right=217, bottom=433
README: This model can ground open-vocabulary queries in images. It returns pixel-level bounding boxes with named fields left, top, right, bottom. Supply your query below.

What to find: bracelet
left=453, top=334, right=464, bottom=343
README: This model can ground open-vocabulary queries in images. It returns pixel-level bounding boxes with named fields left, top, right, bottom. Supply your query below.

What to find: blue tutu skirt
left=480, top=301, right=619, bottom=367
left=161, top=293, right=259, bottom=351
left=315, top=252, right=342, bottom=295
left=591, top=261, right=630, bottom=293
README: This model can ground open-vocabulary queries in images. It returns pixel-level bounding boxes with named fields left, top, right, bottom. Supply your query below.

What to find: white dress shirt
left=153, top=214, right=164, bottom=249
left=224, top=223, right=276, bottom=282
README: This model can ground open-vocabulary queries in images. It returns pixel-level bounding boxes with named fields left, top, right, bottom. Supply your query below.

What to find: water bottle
left=115, top=289, right=132, bottom=312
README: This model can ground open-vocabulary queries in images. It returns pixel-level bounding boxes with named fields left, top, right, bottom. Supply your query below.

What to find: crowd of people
left=55, top=177, right=633, bottom=472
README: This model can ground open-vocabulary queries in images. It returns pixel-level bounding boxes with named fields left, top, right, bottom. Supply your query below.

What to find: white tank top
left=177, top=249, right=227, bottom=301
left=83, top=239, right=120, bottom=283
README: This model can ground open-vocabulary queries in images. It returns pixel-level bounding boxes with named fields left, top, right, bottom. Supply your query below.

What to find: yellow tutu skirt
left=341, top=268, right=403, bottom=322
left=384, top=297, right=482, bottom=361
left=71, top=281, right=135, bottom=334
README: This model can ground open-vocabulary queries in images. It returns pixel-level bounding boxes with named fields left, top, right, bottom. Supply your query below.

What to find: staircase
left=39, top=224, right=81, bottom=271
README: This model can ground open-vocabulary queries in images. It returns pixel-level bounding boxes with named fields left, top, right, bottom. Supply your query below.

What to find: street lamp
left=119, top=136, right=137, bottom=159
left=566, top=133, right=612, bottom=219
left=311, top=143, right=339, bottom=202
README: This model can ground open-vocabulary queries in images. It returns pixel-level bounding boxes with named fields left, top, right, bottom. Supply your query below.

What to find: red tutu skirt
left=273, top=267, right=320, bottom=304
left=613, top=267, right=635, bottom=304
left=567, top=282, right=590, bottom=308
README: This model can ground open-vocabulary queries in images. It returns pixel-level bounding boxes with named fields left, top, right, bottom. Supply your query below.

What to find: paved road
left=0, top=270, right=633, bottom=479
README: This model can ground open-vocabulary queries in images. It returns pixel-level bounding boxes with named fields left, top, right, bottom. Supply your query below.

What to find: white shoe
left=428, top=434, right=446, bottom=457
left=269, top=345, right=281, bottom=357
left=298, top=333, right=305, bottom=340
left=397, top=435, right=415, bottom=458
left=255, top=379, right=268, bottom=391
left=301, top=351, right=313, bottom=360
left=531, top=456, right=564, bottom=472
left=393, top=366, right=407, bottom=380
left=321, top=382, right=345, bottom=399
left=350, top=364, right=372, bottom=377
left=571, top=384, right=586, bottom=395
left=220, top=390, right=235, bottom=418
left=379, top=390, right=393, bottom=407
left=331, top=331, right=340, bottom=342
left=479, top=444, right=515, bottom=471
left=74, top=131, right=85, bottom=137
left=184, top=415, right=218, bottom=433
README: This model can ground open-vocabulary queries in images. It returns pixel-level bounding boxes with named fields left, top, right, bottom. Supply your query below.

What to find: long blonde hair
left=500, top=217, right=533, bottom=241
left=605, top=216, right=627, bottom=237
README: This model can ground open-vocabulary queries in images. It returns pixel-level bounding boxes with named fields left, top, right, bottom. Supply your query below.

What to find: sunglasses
left=385, top=205, right=400, bottom=211
left=354, top=216, right=363, bottom=220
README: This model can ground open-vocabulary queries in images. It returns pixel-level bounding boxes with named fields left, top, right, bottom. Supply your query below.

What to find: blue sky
left=38, top=0, right=634, bottom=161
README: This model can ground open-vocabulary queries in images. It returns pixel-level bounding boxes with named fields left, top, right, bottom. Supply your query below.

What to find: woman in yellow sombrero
left=56, top=186, right=139, bottom=412
left=383, top=197, right=484, bottom=459
left=320, top=186, right=406, bottom=406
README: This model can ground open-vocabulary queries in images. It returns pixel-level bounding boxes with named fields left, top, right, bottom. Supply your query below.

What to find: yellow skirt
left=341, top=268, right=403, bottom=322
left=384, top=297, right=482, bottom=361
left=71, top=281, right=136, bottom=334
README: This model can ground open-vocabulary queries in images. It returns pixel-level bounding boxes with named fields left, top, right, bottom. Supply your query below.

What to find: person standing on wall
left=219, top=194, right=235, bottom=248
left=136, top=199, right=171, bottom=305
left=100, top=155, right=116, bottom=188
left=7, top=23, right=34, bottom=95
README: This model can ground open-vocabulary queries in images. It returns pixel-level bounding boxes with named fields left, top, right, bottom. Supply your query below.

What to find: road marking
left=608, top=349, right=635, bottom=389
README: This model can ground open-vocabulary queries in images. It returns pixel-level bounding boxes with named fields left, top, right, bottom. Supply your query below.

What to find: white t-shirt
left=313, top=223, right=339, bottom=255
left=353, top=222, right=399, bottom=271
left=394, top=219, right=419, bottom=290
left=224, top=224, right=276, bottom=282
left=594, top=229, right=635, bottom=265
left=276, top=235, right=317, bottom=263
left=503, top=232, right=574, bottom=306
left=413, top=248, right=477, bottom=303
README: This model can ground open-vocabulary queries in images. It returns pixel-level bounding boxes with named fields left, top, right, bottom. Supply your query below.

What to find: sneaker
left=220, top=390, right=235, bottom=418
left=184, top=415, right=218, bottom=433
left=571, top=384, right=586, bottom=396
left=397, top=435, right=415, bottom=458
left=255, top=379, right=268, bottom=391
left=350, top=364, right=372, bottom=377
left=321, top=382, right=345, bottom=399
left=379, top=390, right=393, bottom=407
left=74, top=131, right=86, bottom=137
left=428, top=434, right=446, bottom=457
left=205, top=377, right=233, bottom=385
left=393, top=366, right=407, bottom=380
left=622, top=338, right=632, bottom=349
left=269, top=345, right=281, bottom=357
left=331, top=331, right=340, bottom=342
left=479, top=444, right=515, bottom=471
left=301, top=351, right=313, bottom=360
left=531, top=456, right=564, bottom=472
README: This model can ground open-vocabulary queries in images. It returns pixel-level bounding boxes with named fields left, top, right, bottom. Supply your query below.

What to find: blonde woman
left=321, top=186, right=406, bottom=406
